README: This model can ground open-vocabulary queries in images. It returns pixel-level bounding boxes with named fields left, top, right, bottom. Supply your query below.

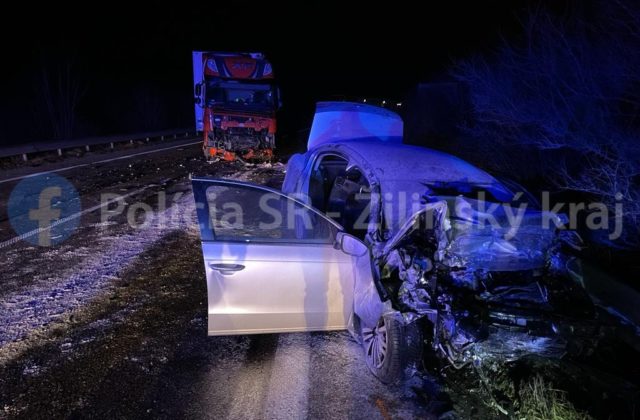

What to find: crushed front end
left=203, top=108, right=276, bottom=161
left=378, top=196, right=600, bottom=368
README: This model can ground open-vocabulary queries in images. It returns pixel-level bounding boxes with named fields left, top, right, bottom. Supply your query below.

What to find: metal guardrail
left=0, top=129, right=197, bottom=161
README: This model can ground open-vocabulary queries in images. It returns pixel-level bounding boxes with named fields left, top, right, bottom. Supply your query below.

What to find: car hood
left=307, top=102, right=403, bottom=149
left=383, top=196, right=563, bottom=272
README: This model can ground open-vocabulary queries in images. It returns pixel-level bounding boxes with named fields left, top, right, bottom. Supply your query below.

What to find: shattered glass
left=443, top=196, right=559, bottom=272
left=375, top=193, right=596, bottom=366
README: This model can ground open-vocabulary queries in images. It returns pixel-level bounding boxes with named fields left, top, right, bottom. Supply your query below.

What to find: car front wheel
left=362, top=315, right=421, bottom=384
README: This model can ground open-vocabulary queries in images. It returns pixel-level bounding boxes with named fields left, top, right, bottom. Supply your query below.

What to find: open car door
left=192, top=178, right=369, bottom=336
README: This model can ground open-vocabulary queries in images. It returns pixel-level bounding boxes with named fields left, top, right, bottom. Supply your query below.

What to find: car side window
left=326, top=167, right=371, bottom=240
left=309, top=154, right=348, bottom=212
left=307, top=155, right=372, bottom=240
left=202, top=182, right=338, bottom=244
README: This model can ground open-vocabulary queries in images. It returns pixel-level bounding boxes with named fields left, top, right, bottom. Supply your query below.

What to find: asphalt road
left=0, top=142, right=434, bottom=419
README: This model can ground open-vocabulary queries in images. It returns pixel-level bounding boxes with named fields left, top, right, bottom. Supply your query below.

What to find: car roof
left=310, top=139, right=510, bottom=234
left=315, top=138, right=498, bottom=186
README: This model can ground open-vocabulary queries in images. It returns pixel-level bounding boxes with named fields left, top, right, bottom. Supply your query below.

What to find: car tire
left=361, top=314, right=422, bottom=384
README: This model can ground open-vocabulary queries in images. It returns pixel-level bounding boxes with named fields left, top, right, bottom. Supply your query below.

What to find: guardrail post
left=85, top=145, right=90, bottom=152
left=160, top=135, right=164, bottom=140
left=130, top=140, right=134, bottom=144
left=146, top=137, right=149, bottom=142
left=22, top=153, right=27, bottom=162
left=185, top=132, right=189, bottom=137
left=173, top=134, right=177, bottom=139
left=57, top=149, right=62, bottom=156
left=110, top=142, right=114, bottom=150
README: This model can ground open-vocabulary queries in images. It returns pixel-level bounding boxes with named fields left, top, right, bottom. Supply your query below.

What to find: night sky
left=1, top=1, right=569, bottom=148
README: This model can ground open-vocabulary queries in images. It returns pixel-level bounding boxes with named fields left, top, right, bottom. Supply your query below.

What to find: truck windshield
left=205, top=81, right=274, bottom=109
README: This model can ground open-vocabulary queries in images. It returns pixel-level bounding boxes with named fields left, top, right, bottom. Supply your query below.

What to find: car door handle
left=209, top=263, right=245, bottom=275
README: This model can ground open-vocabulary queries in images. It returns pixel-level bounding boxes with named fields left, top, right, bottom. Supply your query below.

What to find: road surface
left=0, top=141, right=436, bottom=419
left=0, top=140, right=637, bottom=419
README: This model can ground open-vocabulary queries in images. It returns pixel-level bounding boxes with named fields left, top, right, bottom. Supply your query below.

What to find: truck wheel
left=362, top=315, right=422, bottom=384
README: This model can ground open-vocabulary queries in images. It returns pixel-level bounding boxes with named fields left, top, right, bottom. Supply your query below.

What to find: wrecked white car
left=192, top=102, right=598, bottom=383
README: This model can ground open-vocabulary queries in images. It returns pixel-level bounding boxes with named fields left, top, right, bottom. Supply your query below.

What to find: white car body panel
left=192, top=178, right=376, bottom=336
left=203, top=241, right=355, bottom=335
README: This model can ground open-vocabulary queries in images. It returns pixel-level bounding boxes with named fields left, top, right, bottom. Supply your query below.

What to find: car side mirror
left=337, top=232, right=368, bottom=257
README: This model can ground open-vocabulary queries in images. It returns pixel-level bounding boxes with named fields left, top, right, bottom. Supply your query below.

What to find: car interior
left=309, top=155, right=371, bottom=240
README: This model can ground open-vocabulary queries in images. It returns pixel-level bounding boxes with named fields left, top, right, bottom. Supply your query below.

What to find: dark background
left=0, top=1, right=569, bottom=147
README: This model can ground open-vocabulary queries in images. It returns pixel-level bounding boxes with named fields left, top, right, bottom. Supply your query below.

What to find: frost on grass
left=0, top=187, right=197, bottom=347
left=517, top=375, right=591, bottom=420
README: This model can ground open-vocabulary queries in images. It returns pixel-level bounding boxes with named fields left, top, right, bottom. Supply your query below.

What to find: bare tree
left=39, top=55, right=87, bottom=140
left=453, top=0, right=640, bottom=246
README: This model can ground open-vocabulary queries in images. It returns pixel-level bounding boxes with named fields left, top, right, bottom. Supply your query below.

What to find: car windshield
left=379, top=174, right=542, bottom=232
left=421, top=180, right=513, bottom=203
left=420, top=180, right=540, bottom=207
left=205, top=81, right=274, bottom=109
